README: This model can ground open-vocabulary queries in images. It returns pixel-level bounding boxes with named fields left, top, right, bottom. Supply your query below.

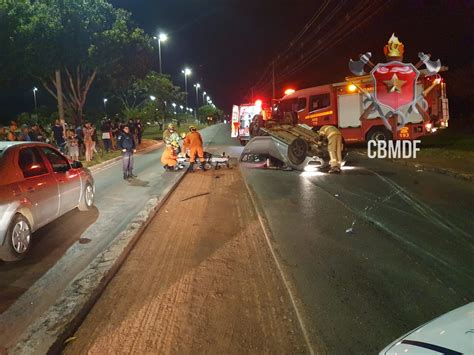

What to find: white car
left=380, top=302, right=474, bottom=354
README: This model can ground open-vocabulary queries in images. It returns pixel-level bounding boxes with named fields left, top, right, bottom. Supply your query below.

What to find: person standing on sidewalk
left=135, top=119, right=143, bottom=146
left=83, top=122, right=95, bottom=162
left=52, top=119, right=65, bottom=151
left=101, top=119, right=112, bottom=152
left=117, top=125, right=137, bottom=180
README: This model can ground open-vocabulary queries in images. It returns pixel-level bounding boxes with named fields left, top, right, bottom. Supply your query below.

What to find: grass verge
left=398, top=129, right=474, bottom=175
left=80, top=139, right=159, bottom=168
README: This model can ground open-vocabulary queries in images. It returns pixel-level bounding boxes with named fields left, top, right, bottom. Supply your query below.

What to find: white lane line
left=241, top=169, right=318, bottom=355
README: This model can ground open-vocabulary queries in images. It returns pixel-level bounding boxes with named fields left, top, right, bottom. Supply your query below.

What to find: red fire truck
left=274, top=68, right=449, bottom=143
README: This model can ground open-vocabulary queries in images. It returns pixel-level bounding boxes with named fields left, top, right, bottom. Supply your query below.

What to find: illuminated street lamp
left=194, top=83, right=200, bottom=118
left=202, top=91, right=207, bottom=104
left=181, top=68, right=191, bottom=109
left=150, top=95, right=156, bottom=101
left=172, top=102, right=177, bottom=114
left=194, top=83, right=200, bottom=107
left=153, top=33, right=168, bottom=74
left=33, top=87, right=38, bottom=109
left=179, top=104, right=184, bottom=111
left=103, top=98, right=108, bottom=109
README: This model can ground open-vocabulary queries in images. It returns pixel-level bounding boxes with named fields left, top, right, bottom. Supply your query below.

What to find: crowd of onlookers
left=0, top=118, right=143, bottom=162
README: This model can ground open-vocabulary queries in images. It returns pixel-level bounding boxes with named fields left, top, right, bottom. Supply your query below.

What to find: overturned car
left=240, top=124, right=348, bottom=171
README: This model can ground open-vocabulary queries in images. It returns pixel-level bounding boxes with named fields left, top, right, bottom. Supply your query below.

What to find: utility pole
left=272, top=61, right=276, bottom=101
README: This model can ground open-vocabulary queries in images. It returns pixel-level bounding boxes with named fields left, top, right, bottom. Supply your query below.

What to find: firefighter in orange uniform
left=161, top=143, right=179, bottom=171
left=184, top=125, right=205, bottom=172
left=318, top=125, right=343, bottom=174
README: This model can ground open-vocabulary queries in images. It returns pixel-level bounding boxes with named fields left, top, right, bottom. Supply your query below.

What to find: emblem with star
left=384, top=73, right=406, bottom=93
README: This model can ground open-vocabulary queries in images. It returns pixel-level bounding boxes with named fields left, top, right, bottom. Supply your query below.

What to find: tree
left=198, top=104, right=223, bottom=124
left=0, top=0, right=153, bottom=126
left=118, top=72, right=184, bottom=123
left=136, top=72, right=185, bottom=122
left=0, top=0, right=34, bottom=87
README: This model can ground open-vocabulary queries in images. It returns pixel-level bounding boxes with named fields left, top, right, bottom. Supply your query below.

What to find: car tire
left=366, top=127, right=393, bottom=142
left=78, top=183, right=94, bottom=211
left=288, top=138, right=309, bottom=165
left=0, top=214, right=32, bottom=262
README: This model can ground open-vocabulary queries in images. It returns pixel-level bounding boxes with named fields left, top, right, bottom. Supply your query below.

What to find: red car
left=0, top=142, right=95, bottom=261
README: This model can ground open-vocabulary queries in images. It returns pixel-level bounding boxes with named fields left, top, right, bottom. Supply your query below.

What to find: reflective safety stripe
left=319, top=125, right=341, bottom=139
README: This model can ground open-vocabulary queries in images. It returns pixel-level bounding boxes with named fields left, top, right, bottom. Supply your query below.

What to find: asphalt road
left=241, top=144, right=474, bottom=353
left=173, top=123, right=474, bottom=353
left=0, top=124, right=223, bottom=348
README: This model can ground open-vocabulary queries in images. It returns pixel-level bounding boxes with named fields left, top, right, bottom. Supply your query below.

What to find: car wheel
left=288, top=138, right=309, bottom=165
left=0, top=214, right=32, bottom=262
left=78, top=183, right=94, bottom=211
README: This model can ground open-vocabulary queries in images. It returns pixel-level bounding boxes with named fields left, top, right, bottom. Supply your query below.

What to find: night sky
left=1, top=0, right=472, bottom=122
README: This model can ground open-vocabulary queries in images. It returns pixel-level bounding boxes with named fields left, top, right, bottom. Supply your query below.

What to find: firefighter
left=161, top=143, right=179, bottom=171
left=180, top=132, right=189, bottom=157
left=318, top=125, right=343, bottom=174
left=184, top=125, right=205, bottom=172
left=163, top=123, right=180, bottom=146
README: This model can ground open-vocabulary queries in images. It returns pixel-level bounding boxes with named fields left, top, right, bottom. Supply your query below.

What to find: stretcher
left=177, top=151, right=230, bottom=169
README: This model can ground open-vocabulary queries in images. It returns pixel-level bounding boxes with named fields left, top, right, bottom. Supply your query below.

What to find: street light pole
left=202, top=91, right=207, bottom=105
left=181, top=68, right=191, bottom=110
left=154, top=33, right=168, bottom=74
left=33, top=87, right=38, bottom=110
left=194, top=83, right=200, bottom=118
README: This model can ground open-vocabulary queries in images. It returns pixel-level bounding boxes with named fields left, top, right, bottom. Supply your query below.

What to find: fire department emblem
left=348, top=34, right=441, bottom=131
left=372, top=62, right=419, bottom=112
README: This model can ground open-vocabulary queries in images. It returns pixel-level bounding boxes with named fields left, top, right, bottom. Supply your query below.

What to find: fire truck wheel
left=366, top=127, right=393, bottom=142
left=288, top=138, right=308, bottom=165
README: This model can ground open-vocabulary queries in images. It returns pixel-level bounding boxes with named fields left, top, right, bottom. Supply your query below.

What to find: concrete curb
left=88, top=141, right=163, bottom=173
left=389, top=159, right=474, bottom=183
left=10, top=169, right=186, bottom=355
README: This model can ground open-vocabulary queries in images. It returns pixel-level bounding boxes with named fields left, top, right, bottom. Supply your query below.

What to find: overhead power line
left=249, top=0, right=392, bottom=99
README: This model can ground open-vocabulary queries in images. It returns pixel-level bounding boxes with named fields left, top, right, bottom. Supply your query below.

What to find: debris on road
left=180, top=191, right=211, bottom=201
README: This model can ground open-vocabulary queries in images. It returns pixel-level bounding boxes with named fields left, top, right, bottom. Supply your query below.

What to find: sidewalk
left=86, top=138, right=161, bottom=171
left=64, top=168, right=307, bottom=354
